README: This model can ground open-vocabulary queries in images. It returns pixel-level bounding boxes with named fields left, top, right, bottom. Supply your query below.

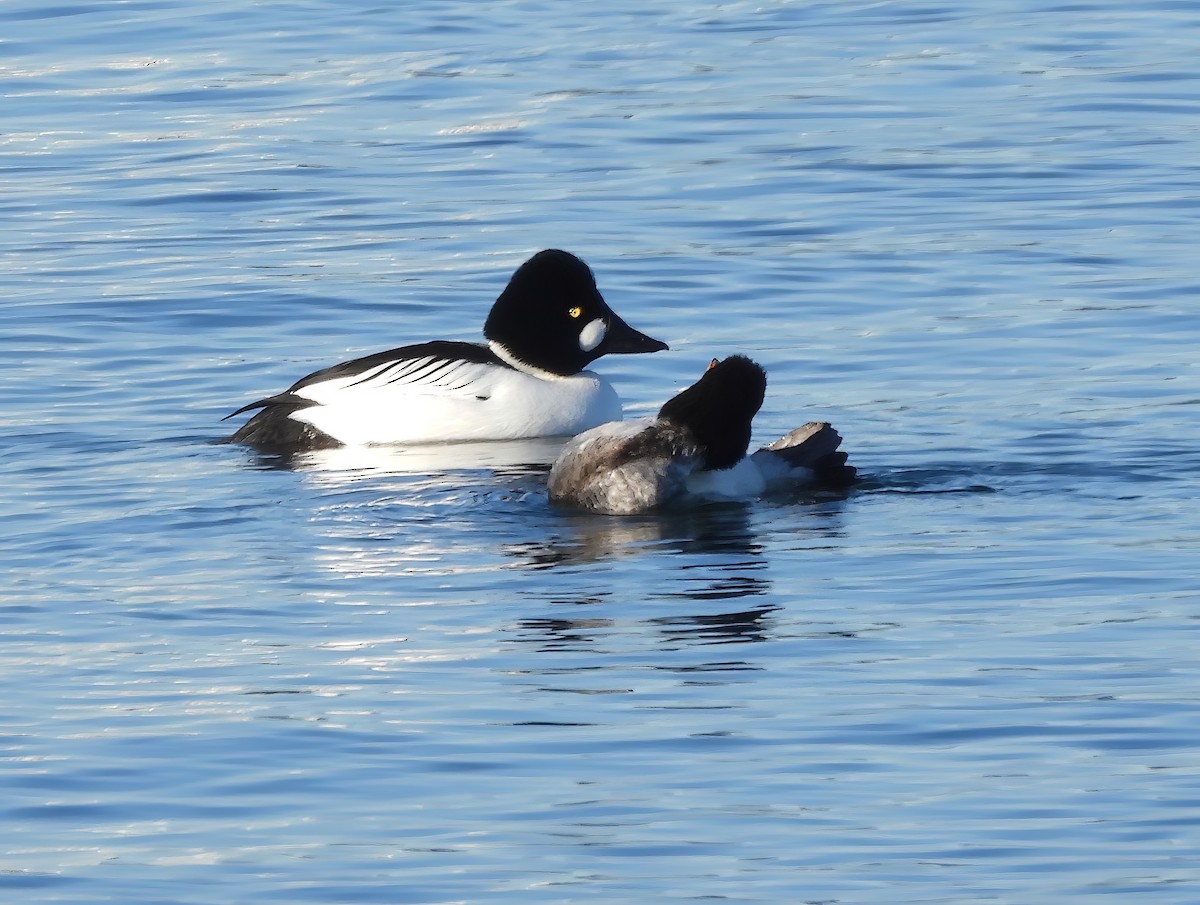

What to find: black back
left=286, top=340, right=503, bottom=393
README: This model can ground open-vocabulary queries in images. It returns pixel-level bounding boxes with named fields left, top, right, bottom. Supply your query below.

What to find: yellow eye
left=568, top=306, right=583, bottom=319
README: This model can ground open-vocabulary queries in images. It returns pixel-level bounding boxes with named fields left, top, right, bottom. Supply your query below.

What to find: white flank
left=288, top=360, right=622, bottom=446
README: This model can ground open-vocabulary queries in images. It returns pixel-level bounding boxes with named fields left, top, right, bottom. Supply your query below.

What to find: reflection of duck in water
left=548, top=355, right=855, bottom=515
left=507, top=606, right=780, bottom=654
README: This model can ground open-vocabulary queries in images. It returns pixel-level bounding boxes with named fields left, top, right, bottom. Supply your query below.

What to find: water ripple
left=4, top=0, right=1200, bottom=902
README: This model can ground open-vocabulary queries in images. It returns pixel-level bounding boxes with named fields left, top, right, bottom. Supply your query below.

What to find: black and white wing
left=225, top=341, right=507, bottom=420
left=290, top=341, right=506, bottom=405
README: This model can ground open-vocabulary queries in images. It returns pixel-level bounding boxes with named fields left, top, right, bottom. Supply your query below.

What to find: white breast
left=288, top=359, right=622, bottom=446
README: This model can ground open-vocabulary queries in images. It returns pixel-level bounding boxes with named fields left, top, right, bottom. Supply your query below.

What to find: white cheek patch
left=578, top=317, right=607, bottom=353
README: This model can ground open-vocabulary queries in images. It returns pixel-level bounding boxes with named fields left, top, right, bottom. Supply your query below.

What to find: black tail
left=225, top=396, right=337, bottom=454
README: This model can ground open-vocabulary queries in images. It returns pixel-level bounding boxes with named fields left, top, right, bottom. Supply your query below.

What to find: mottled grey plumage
left=547, top=417, right=701, bottom=514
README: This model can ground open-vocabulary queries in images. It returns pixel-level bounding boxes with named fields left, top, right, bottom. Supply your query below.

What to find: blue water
left=4, top=1, right=1200, bottom=902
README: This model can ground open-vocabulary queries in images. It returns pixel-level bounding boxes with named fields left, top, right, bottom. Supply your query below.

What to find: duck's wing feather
left=224, top=341, right=509, bottom=419
left=750, top=421, right=857, bottom=487
left=289, top=341, right=503, bottom=392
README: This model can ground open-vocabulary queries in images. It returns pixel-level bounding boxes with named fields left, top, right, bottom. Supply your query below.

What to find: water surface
left=3, top=1, right=1199, bottom=902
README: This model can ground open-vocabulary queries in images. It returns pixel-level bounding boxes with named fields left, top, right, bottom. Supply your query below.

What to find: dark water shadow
left=855, top=470, right=998, bottom=495
left=502, top=604, right=783, bottom=655
left=856, top=453, right=1183, bottom=497
left=646, top=605, right=781, bottom=646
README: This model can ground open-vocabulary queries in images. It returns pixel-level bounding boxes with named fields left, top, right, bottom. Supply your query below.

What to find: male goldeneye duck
left=547, top=355, right=856, bottom=515
left=224, top=249, right=668, bottom=453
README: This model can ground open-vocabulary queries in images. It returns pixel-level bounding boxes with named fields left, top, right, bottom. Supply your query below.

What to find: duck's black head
left=484, top=249, right=668, bottom=376
left=658, top=355, right=766, bottom=470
